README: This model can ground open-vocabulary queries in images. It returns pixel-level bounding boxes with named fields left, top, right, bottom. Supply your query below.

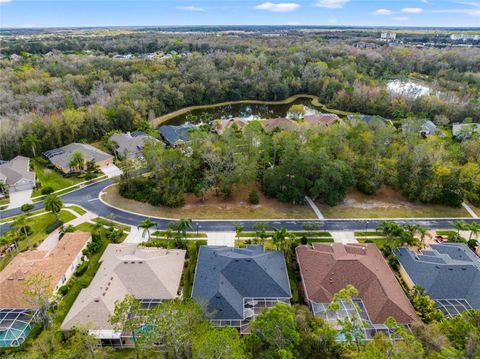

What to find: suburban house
left=402, top=119, right=446, bottom=138
left=347, top=114, right=387, bottom=126
left=0, top=232, right=91, bottom=347
left=191, top=245, right=291, bottom=334
left=158, top=123, right=196, bottom=146
left=43, top=143, right=113, bottom=173
left=396, top=243, right=480, bottom=317
left=214, top=118, right=249, bottom=135
left=0, top=156, right=36, bottom=193
left=303, top=114, right=340, bottom=127
left=61, top=244, right=186, bottom=347
left=261, top=118, right=297, bottom=133
left=108, top=131, right=159, bottom=159
left=452, top=123, right=480, bottom=139
left=296, top=243, right=418, bottom=339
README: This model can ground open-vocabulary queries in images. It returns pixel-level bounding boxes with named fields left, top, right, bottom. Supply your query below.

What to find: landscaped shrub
left=248, top=190, right=260, bottom=205
left=21, top=203, right=35, bottom=212
left=85, top=172, right=96, bottom=180
left=74, top=261, right=89, bottom=277
left=84, top=233, right=104, bottom=256
left=45, top=219, right=63, bottom=234
left=41, top=186, right=54, bottom=195
left=58, top=285, right=69, bottom=296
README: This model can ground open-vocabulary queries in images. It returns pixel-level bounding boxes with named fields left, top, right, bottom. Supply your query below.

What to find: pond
left=163, top=96, right=323, bottom=126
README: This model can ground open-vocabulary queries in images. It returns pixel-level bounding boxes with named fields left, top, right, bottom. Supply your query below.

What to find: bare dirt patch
left=102, top=185, right=316, bottom=220
left=318, top=186, right=470, bottom=219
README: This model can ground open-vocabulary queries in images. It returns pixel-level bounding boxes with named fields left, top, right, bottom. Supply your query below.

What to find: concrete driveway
left=101, top=164, right=123, bottom=178
left=7, top=189, right=33, bottom=209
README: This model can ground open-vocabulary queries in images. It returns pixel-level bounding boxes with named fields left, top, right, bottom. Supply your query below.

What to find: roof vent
left=94, top=298, right=100, bottom=303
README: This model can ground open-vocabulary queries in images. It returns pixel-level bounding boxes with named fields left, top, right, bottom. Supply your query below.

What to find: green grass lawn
left=32, top=159, right=84, bottom=197
left=357, top=237, right=387, bottom=249
left=0, top=210, right=76, bottom=271
left=152, top=230, right=208, bottom=238
left=66, top=205, right=87, bottom=216
left=92, top=217, right=131, bottom=232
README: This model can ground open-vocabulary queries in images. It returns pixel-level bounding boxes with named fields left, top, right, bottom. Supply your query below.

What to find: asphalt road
left=1, top=179, right=479, bottom=234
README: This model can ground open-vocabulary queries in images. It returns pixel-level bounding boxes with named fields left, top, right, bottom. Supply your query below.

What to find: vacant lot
left=102, top=185, right=316, bottom=220
left=317, top=187, right=470, bottom=219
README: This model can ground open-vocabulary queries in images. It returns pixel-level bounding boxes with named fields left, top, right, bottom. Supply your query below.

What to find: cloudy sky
left=1, top=0, right=479, bottom=28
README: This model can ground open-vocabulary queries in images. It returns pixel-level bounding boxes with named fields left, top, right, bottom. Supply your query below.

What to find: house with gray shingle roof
left=347, top=114, right=387, bottom=126
left=0, top=156, right=35, bottom=193
left=402, top=119, right=446, bottom=138
left=108, top=132, right=159, bottom=159
left=191, top=245, right=291, bottom=334
left=452, top=123, right=480, bottom=139
left=396, top=243, right=480, bottom=317
left=43, top=143, right=113, bottom=173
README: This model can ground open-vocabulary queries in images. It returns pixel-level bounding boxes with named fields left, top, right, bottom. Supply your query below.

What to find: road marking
left=87, top=198, right=99, bottom=202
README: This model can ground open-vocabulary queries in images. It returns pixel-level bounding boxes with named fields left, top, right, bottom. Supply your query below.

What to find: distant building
left=0, top=156, right=36, bottom=193
left=214, top=118, right=249, bottom=135
left=296, top=243, right=418, bottom=339
left=158, top=123, right=196, bottom=146
left=352, top=42, right=377, bottom=49
left=303, top=113, right=340, bottom=127
left=43, top=143, right=113, bottom=173
left=402, top=119, right=446, bottom=138
left=62, top=244, right=186, bottom=347
left=450, top=33, right=480, bottom=41
left=0, top=232, right=91, bottom=347
left=261, top=118, right=297, bottom=133
left=108, top=131, right=159, bottom=159
left=380, top=32, right=396, bottom=41
left=452, top=123, right=480, bottom=139
left=192, top=245, right=291, bottom=334
left=347, top=114, right=387, bottom=126
left=396, top=243, right=480, bottom=317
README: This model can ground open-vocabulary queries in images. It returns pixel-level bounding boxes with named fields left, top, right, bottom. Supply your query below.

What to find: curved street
left=1, top=179, right=479, bottom=233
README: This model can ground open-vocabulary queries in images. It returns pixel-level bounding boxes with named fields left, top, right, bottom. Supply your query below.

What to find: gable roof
left=304, top=114, right=340, bottom=127
left=158, top=124, right=196, bottom=146
left=191, top=245, right=291, bottom=320
left=347, top=114, right=386, bottom=125
left=396, top=243, right=480, bottom=309
left=214, top=118, right=249, bottom=135
left=402, top=119, right=445, bottom=137
left=61, top=244, right=185, bottom=331
left=0, top=232, right=91, bottom=309
left=43, top=143, right=113, bottom=170
left=452, top=123, right=480, bottom=138
left=0, top=156, right=35, bottom=186
left=296, top=243, right=418, bottom=325
left=108, top=132, right=158, bottom=159
left=261, top=118, right=297, bottom=133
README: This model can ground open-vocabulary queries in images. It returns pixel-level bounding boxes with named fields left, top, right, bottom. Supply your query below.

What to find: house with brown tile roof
left=61, top=244, right=185, bottom=346
left=214, top=118, right=249, bottom=135
left=261, top=118, right=297, bottom=133
left=303, top=114, right=340, bottom=127
left=296, top=243, right=417, bottom=337
left=0, top=232, right=91, bottom=309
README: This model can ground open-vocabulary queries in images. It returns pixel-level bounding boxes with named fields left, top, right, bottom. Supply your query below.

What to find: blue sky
left=1, top=0, right=479, bottom=28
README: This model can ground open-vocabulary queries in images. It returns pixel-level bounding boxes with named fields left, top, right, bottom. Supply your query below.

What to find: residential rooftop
left=0, top=156, right=35, bottom=190
left=191, top=245, right=291, bottom=325
left=61, top=244, right=185, bottom=332
left=303, top=113, right=340, bottom=127
left=158, top=123, right=196, bottom=146
left=296, top=243, right=418, bottom=325
left=43, top=143, right=113, bottom=172
left=108, top=131, right=158, bottom=159
left=0, top=232, right=91, bottom=309
left=261, top=118, right=297, bottom=133
left=396, top=243, right=480, bottom=316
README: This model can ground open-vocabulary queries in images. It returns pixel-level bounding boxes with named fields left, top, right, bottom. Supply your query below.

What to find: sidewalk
left=207, top=232, right=235, bottom=247
left=330, top=231, right=358, bottom=244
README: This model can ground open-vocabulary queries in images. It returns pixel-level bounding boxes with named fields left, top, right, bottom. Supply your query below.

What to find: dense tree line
left=1, top=31, right=479, bottom=160
left=120, top=119, right=480, bottom=208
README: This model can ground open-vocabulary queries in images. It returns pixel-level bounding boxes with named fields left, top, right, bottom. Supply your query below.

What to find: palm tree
left=468, top=222, right=480, bottom=241
left=137, top=218, right=157, bottom=240
left=234, top=224, right=244, bottom=241
left=453, top=220, right=468, bottom=234
left=164, top=229, right=174, bottom=242
left=177, top=218, right=193, bottom=240
left=415, top=225, right=431, bottom=249
left=11, top=214, right=31, bottom=250
left=23, top=134, right=40, bottom=157
left=69, top=151, right=85, bottom=172
left=44, top=194, right=63, bottom=219
left=272, top=227, right=287, bottom=250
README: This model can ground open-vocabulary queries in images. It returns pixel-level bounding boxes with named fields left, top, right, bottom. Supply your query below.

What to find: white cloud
left=314, top=0, right=349, bottom=9
left=174, top=6, right=204, bottom=12
left=375, top=8, right=393, bottom=15
left=254, top=2, right=300, bottom=12
left=420, top=0, right=430, bottom=3
left=401, top=7, right=423, bottom=13
left=468, top=9, right=480, bottom=16
left=328, top=18, right=338, bottom=23
left=0, top=0, right=12, bottom=3
left=394, top=16, right=409, bottom=21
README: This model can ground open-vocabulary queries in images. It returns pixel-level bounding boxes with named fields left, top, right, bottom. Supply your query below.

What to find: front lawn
left=32, top=159, right=84, bottom=197
left=357, top=237, right=387, bottom=249
left=318, top=187, right=470, bottom=219
left=103, top=184, right=316, bottom=220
